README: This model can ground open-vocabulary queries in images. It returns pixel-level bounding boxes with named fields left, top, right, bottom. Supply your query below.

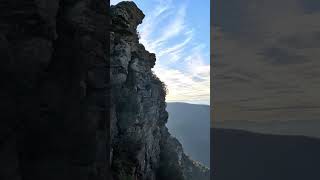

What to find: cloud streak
left=213, top=0, right=320, bottom=121
left=137, top=0, right=210, bottom=104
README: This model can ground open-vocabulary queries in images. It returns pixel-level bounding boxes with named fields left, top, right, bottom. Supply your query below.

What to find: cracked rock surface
left=110, top=2, right=209, bottom=180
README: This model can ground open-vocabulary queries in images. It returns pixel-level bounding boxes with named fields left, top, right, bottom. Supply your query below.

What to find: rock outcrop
left=110, top=2, right=209, bottom=180
left=0, top=0, right=110, bottom=179
left=0, top=0, right=208, bottom=179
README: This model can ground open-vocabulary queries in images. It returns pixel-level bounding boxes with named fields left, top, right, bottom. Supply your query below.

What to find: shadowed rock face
left=110, top=2, right=209, bottom=180
left=0, top=0, right=109, bottom=179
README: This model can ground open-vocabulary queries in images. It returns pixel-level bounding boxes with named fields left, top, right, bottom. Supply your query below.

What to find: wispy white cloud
left=138, top=0, right=175, bottom=53
left=154, top=64, right=210, bottom=104
left=186, top=47, right=210, bottom=80
left=110, top=0, right=132, bottom=5
left=157, top=31, right=193, bottom=58
left=152, top=43, right=210, bottom=104
left=136, top=0, right=210, bottom=104
left=149, top=5, right=187, bottom=49
left=111, top=1, right=209, bottom=104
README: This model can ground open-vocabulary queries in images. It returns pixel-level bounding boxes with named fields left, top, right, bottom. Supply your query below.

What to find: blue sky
left=111, top=0, right=210, bottom=105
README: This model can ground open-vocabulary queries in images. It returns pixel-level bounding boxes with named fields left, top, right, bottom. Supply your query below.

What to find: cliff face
left=0, top=0, right=109, bottom=179
left=110, top=2, right=209, bottom=180
left=110, top=2, right=166, bottom=179
left=0, top=0, right=208, bottom=179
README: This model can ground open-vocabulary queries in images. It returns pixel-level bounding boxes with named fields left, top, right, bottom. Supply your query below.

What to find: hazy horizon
left=167, top=101, right=210, bottom=106
left=166, top=103, right=210, bottom=167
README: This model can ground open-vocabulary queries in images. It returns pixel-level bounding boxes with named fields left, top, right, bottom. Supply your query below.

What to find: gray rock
left=0, top=0, right=110, bottom=179
left=110, top=2, right=209, bottom=180
left=0, top=1, right=208, bottom=179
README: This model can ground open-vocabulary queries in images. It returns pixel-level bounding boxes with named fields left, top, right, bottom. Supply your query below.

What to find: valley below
left=211, top=128, right=320, bottom=180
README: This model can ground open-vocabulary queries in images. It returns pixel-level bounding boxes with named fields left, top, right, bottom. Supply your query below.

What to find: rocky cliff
left=0, top=0, right=208, bottom=179
left=110, top=2, right=209, bottom=180
left=0, top=0, right=109, bottom=179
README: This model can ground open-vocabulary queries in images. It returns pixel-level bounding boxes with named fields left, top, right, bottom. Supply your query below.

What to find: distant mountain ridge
left=166, top=102, right=210, bottom=167
left=212, top=128, right=320, bottom=180
left=215, top=119, right=320, bottom=139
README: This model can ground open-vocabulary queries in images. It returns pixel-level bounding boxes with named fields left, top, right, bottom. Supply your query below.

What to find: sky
left=213, top=0, right=320, bottom=122
left=111, top=0, right=210, bottom=105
